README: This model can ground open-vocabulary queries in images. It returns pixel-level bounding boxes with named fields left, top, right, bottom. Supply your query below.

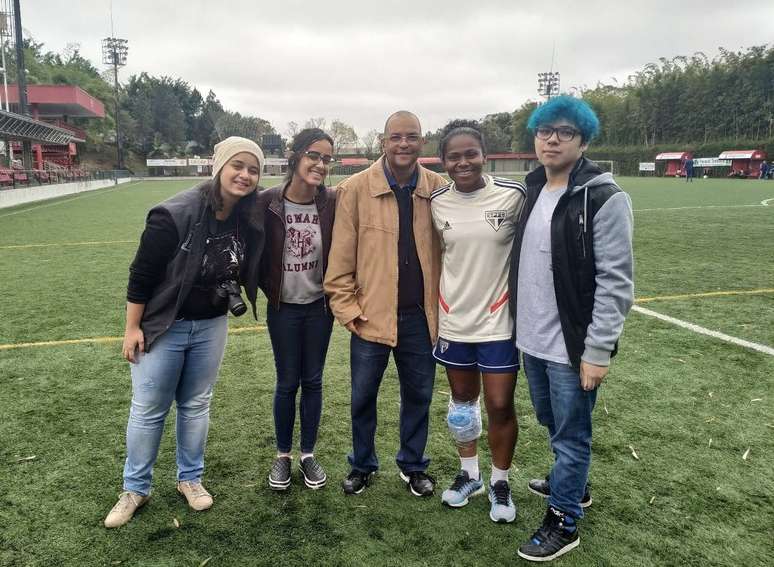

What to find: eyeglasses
left=304, top=150, right=335, bottom=165
left=386, top=134, right=422, bottom=144
left=535, top=126, right=579, bottom=142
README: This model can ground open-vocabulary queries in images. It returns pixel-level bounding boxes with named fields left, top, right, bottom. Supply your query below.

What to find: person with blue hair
left=510, top=95, right=634, bottom=561
left=526, top=95, right=600, bottom=143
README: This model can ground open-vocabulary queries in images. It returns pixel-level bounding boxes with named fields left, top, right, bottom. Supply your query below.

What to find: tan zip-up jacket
left=324, top=156, right=446, bottom=346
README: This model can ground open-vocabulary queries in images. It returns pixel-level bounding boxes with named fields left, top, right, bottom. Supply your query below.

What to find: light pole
left=0, top=10, right=12, bottom=162
left=11, top=0, right=31, bottom=168
left=537, top=71, right=561, bottom=101
left=102, top=37, right=127, bottom=170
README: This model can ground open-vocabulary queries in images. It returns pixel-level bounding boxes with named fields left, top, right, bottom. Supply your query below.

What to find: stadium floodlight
left=537, top=71, right=561, bottom=99
left=101, top=37, right=128, bottom=67
left=102, top=37, right=128, bottom=170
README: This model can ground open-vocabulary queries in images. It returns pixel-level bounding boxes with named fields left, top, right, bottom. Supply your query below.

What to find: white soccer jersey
left=431, top=175, right=526, bottom=342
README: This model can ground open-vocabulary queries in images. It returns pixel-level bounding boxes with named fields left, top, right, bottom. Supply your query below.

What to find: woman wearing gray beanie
left=105, top=136, right=265, bottom=528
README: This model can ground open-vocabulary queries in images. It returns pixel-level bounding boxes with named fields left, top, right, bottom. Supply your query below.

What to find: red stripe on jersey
left=489, top=291, right=509, bottom=313
left=439, top=294, right=450, bottom=313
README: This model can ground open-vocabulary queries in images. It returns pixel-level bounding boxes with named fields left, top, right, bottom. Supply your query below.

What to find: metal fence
left=0, top=169, right=132, bottom=189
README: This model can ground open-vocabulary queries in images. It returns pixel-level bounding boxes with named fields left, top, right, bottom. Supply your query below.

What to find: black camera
left=214, top=280, right=247, bottom=317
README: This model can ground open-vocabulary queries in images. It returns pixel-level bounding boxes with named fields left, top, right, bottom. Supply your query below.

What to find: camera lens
left=228, top=294, right=247, bottom=317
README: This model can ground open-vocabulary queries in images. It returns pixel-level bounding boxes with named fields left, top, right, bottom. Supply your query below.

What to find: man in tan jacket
left=324, top=111, right=446, bottom=496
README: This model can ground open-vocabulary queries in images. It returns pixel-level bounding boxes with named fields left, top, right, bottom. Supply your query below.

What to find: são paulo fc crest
left=439, top=339, right=450, bottom=353
left=485, top=210, right=507, bottom=231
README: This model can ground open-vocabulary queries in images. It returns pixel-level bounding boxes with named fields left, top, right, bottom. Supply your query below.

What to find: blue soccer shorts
left=432, top=337, right=519, bottom=373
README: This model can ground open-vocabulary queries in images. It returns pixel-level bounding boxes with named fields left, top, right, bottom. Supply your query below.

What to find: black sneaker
left=399, top=471, right=435, bottom=497
left=528, top=476, right=592, bottom=508
left=268, top=456, right=292, bottom=491
left=299, top=456, right=327, bottom=490
left=517, top=506, right=580, bottom=562
left=342, top=470, right=373, bottom=495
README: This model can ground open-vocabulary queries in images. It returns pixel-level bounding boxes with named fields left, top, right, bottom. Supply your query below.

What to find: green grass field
left=1, top=175, right=773, bottom=567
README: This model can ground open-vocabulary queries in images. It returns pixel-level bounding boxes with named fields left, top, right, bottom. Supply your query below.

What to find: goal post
left=594, top=160, right=616, bottom=175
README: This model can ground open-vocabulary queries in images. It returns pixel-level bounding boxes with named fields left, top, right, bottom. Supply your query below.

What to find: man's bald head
left=381, top=110, right=425, bottom=175
left=384, top=110, right=421, bottom=135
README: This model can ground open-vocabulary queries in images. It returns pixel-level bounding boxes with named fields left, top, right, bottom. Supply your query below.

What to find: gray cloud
left=27, top=0, right=774, bottom=137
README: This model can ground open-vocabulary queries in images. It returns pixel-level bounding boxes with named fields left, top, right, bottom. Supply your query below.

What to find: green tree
left=330, top=119, right=358, bottom=152
left=480, top=112, right=513, bottom=153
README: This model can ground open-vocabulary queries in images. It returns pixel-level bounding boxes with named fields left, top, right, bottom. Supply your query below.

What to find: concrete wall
left=0, top=177, right=132, bottom=210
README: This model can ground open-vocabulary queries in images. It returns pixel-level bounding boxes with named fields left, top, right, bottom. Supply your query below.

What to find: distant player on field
left=684, top=156, right=694, bottom=182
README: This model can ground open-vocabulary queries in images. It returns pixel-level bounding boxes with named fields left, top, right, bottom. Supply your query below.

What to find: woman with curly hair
left=429, top=120, right=526, bottom=523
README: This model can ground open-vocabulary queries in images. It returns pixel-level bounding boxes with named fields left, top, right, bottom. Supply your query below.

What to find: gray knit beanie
left=211, top=136, right=265, bottom=179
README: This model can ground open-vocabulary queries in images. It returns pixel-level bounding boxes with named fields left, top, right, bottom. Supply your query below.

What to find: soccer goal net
left=595, top=160, right=616, bottom=175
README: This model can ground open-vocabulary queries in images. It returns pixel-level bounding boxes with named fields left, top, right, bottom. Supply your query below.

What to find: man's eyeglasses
left=386, top=134, right=421, bottom=144
left=535, top=126, right=579, bottom=142
left=304, top=150, right=335, bottom=164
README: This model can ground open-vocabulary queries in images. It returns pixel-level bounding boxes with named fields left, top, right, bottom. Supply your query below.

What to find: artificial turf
left=0, top=175, right=772, bottom=566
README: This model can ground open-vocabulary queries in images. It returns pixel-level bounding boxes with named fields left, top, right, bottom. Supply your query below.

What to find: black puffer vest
left=140, top=182, right=264, bottom=350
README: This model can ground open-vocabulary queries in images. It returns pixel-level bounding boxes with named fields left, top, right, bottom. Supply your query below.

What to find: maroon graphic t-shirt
left=281, top=200, right=324, bottom=304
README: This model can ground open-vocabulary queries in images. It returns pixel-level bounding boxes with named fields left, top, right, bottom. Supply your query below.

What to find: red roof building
left=655, top=151, right=693, bottom=177
left=718, top=150, right=767, bottom=177
left=3, top=84, right=105, bottom=170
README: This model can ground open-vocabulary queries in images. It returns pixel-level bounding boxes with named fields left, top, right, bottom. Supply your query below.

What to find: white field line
left=631, top=305, right=774, bottom=356
left=761, top=197, right=774, bottom=206
left=0, top=181, right=143, bottom=219
left=633, top=204, right=765, bottom=212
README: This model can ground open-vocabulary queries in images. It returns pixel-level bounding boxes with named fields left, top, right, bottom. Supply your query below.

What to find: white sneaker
left=104, top=491, right=149, bottom=528
left=488, top=480, right=517, bottom=523
left=177, top=481, right=213, bottom=511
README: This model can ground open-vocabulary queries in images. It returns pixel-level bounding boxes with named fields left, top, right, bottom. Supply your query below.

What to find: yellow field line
left=0, top=325, right=266, bottom=351
left=229, top=325, right=267, bottom=334
left=635, top=288, right=774, bottom=303
left=4, top=290, right=772, bottom=350
left=0, top=240, right=135, bottom=250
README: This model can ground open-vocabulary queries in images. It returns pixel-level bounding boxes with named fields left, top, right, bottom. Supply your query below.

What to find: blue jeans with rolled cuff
left=123, top=315, right=228, bottom=496
left=348, top=307, right=436, bottom=474
left=266, top=297, right=333, bottom=454
left=523, top=352, right=597, bottom=519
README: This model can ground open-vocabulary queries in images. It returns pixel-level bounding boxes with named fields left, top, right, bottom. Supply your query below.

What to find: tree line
left=426, top=44, right=774, bottom=162
left=12, top=39, right=774, bottom=165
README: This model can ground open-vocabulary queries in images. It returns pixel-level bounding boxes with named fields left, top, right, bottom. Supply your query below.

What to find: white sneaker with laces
left=177, top=480, right=213, bottom=511
left=104, top=491, right=149, bottom=528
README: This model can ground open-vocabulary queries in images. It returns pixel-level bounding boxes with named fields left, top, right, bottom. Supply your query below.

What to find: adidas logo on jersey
left=441, top=221, right=453, bottom=231
left=485, top=210, right=507, bottom=231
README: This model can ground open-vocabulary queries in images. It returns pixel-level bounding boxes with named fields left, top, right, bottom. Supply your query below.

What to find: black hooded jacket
left=509, top=157, right=634, bottom=369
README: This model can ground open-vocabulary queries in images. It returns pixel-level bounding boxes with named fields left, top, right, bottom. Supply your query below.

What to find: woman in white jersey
left=258, top=128, right=337, bottom=491
left=430, top=120, right=526, bottom=522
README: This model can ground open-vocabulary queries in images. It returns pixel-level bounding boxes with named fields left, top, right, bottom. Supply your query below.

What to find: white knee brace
left=447, top=397, right=482, bottom=444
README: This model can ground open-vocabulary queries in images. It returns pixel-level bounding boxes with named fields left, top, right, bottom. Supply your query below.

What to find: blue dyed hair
left=527, top=95, right=600, bottom=143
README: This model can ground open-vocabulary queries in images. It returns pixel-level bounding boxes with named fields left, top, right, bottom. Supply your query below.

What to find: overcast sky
left=26, top=0, right=774, bottom=138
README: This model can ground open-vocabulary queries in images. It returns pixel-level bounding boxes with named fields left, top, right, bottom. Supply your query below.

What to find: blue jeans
left=523, top=353, right=597, bottom=519
left=266, top=298, right=333, bottom=454
left=349, top=308, right=435, bottom=474
left=123, top=316, right=228, bottom=496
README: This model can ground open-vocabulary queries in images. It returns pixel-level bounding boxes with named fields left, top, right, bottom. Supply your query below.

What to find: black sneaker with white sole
left=517, top=506, right=580, bottom=562
left=399, top=471, right=435, bottom=497
left=528, top=476, right=592, bottom=508
left=299, top=456, right=327, bottom=489
left=268, top=456, right=292, bottom=490
left=342, top=470, right=373, bottom=495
